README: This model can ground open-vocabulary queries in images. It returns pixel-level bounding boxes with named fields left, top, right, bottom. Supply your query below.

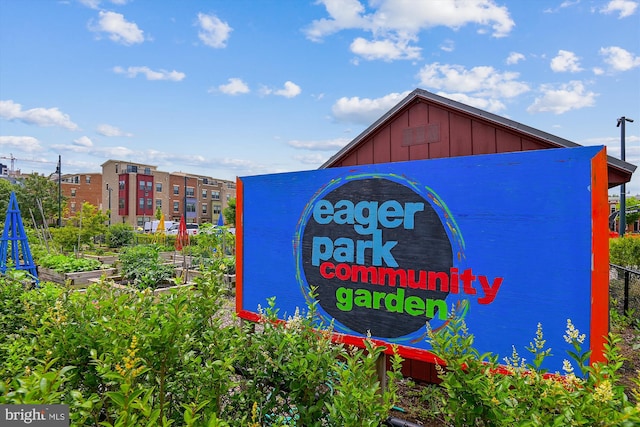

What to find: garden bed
left=38, top=267, right=117, bottom=288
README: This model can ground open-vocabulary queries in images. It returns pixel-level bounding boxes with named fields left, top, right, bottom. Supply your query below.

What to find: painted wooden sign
left=237, top=146, right=609, bottom=374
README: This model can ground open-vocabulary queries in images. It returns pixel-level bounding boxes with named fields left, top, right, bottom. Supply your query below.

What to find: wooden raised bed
left=38, top=267, right=118, bottom=289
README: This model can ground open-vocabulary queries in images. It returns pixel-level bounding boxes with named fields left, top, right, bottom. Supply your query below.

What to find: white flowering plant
left=427, top=314, right=640, bottom=426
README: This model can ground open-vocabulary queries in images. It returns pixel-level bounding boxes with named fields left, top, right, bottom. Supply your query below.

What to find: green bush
left=0, top=277, right=402, bottom=426
left=118, top=245, right=176, bottom=289
left=106, top=223, right=134, bottom=248
left=610, top=236, right=640, bottom=267
left=427, top=315, right=640, bottom=426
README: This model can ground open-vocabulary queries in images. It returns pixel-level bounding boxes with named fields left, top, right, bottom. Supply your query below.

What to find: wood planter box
left=82, top=254, right=119, bottom=264
left=38, top=267, right=118, bottom=288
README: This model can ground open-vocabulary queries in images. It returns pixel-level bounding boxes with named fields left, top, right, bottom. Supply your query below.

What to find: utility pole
left=617, top=116, right=634, bottom=237
left=57, top=155, right=61, bottom=227
left=184, top=175, right=187, bottom=222
left=106, top=183, right=112, bottom=226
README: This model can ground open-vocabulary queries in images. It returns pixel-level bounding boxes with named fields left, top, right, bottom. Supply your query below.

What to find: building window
left=71, top=189, right=76, bottom=197
left=147, top=198, right=153, bottom=209
left=144, top=168, right=151, bottom=175
left=173, top=185, right=179, bottom=195
left=70, top=202, right=76, bottom=211
left=213, top=204, right=221, bottom=215
left=119, top=180, right=125, bottom=190
left=202, top=189, right=207, bottom=198
left=85, top=176, right=91, bottom=184
left=139, top=198, right=145, bottom=209
left=119, top=199, right=125, bottom=209
left=126, top=165, right=138, bottom=173
left=186, top=203, right=196, bottom=213
left=212, top=191, right=220, bottom=200
left=186, top=187, right=195, bottom=197
left=146, top=181, right=152, bottom=190
left=202, top=204, right=207, bottom=214
left=156, top=183, right=163, bottom=192
left=156, top=199, right=162, bottom=208
left=173, top=201, right=180, bottom=212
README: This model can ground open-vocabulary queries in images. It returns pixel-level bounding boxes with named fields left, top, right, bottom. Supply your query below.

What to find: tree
left=13, top=173, right=64, bottom=226
left=51, top=202, right=109, bottom=252
left=223, top=198, right=236, bottom=227
left=155, top=207, right=163, bottom=220
left=617, top=196, right=640, bottom=228
left=0, top=179, right=14, bottom=221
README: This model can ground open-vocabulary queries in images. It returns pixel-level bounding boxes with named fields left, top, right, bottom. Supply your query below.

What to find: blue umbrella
left=217, top=214, right=224, bottom=226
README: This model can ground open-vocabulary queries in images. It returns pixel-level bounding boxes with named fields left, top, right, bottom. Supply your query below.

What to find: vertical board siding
left=471, top=120, right=497, bottom=155
left=496, top=129, right=523, bottom=153
left=427, top=105, right=451, bottom=159
left=390, top=110, right=411, bottom=162
left=373, top=126, right=392, bottom=163
left=449, top=114, right=473, bottom=157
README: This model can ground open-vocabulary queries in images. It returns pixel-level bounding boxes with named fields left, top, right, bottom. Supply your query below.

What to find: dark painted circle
left=301, top=178, right=452, bottom=338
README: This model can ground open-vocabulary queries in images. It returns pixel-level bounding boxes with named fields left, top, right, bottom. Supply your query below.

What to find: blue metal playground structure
left=0, top=191, right=38, bottom=284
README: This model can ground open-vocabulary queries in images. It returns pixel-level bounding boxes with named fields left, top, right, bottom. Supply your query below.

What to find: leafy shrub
left=118, top=245, right=176, bottom=289
left=106, top=223, right=134, bottom=248
left=610, top=236, right=640, bottom=267
left=0, top=276, right=403, bottom=426
left=38, top=253, right=102, bottom=273
left=427, top=315, right=640, bottom=426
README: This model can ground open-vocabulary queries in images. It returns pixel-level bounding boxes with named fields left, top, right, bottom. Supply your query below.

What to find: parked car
left=166, top=223, right=199, bottom=236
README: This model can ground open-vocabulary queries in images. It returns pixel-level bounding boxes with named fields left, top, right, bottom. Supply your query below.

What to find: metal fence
left=609, top=264, right=640, bottom=316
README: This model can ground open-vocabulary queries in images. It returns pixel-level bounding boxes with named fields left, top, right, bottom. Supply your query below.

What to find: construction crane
left=0, top=153, right=56, bottom=175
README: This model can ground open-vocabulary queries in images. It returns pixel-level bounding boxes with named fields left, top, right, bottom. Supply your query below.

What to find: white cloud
left=90, top=11, right=145, bottom=45
left=332, top=91, right=410, bottom=124
left=262, top=81, right=302, bottom=98
left=599, top=46, right=640, bottom=71
left=416, top=62, right=530, bottom=99
left=600, top=0, right=638, bottom=18
left=73, top=136, right=94, bottom=148
left=440, top=39, right=455, bottom=52
left=527, top=81, right=597, bottom=114
left=305, top=0, right=514, bottom=61
left=550, top=50, right=583, bottom=73
left=287, top=137, right=350, bottom=151
left=79, top=0, right=131, bottom=8
left=350, top=37, right=421, bottom=61
left=197, top=13, right=232, bottom=48
left=0, top=136, right=42, bottom=152
left=0, top=100, right=79, bottom=130
left=113, top=66, right=186, bottom=81
left=97, top=124, right=133, bottom=137
left=218, top=78, right=250, bottom=95
left=506, top=52, right=525, bottom=65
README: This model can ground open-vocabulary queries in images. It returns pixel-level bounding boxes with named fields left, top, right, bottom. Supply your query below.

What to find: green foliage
left=0, top=275, right=405, bottom=426
left=107, top=223, right=135, bottom=248
left=427, top=315, right=640, bottom=426
left=118, top=245, right=176, bottom=289
left=13, top=173, right=64, bottom=226
left=38, top=253, right=102, bottom=273
left=610, top=236, right=640, bottom=267
left=223, top=198, right=236, bottom=227
left=227, top=296, right=401, bottom=426
left=618, top=196, right=640, bottom=226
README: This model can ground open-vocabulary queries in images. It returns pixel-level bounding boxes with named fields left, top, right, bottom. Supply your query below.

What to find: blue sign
left=238, top=146, right=609, bottom=373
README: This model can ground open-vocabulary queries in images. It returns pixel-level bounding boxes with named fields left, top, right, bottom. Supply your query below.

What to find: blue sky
left=1, top=0, right=639, bottom=193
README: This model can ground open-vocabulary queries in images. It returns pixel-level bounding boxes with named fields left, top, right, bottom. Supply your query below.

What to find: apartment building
left=100, top=160, right=235, bottom=228
left=60, top=173, right=103, bottom=216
